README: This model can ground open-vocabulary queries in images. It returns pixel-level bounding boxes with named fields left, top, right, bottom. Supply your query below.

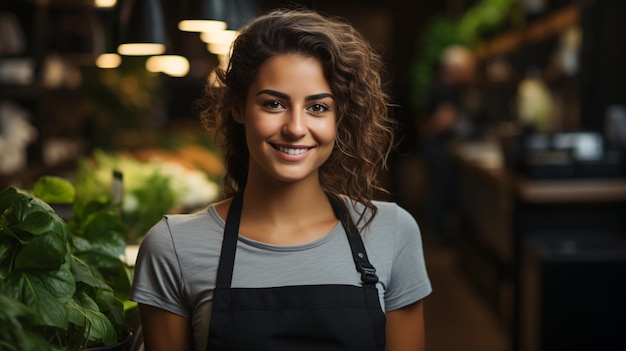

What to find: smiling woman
left=130, top=8, right=431, bottom=351
left=243, top=54, right=337, bottom=185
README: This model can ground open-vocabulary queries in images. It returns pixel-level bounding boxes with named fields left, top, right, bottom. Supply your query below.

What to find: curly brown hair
left=199, top=8, right=397, bottom=227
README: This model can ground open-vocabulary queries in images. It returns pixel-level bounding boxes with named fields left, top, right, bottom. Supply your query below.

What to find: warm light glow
left=200, top=29, right=237, bottom=44
left=205, top=30, right=238, bottom=55
left=178, top=20, right=227, bottom=33
left=146, top=55, right=190, bottom=77
left=96, top=53, right=121, bottom=68
left=117, top=43, right=166, bottom=56
left=94, top=0, right=117, bottom=8
left=208, top=43, right=232, bottom=55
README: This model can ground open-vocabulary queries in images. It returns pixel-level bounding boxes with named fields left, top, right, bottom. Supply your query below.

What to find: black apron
left=206, top=192, right=386, bottom=351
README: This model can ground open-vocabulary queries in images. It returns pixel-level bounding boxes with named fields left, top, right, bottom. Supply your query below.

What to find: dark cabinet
left=452, top=143, right=626, bottom=351
left=520, top=234, right=626, bottom=351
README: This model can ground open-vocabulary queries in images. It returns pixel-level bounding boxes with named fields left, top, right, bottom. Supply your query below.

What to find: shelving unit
left=468, top=3, right=584, bottom=134
left=475, top=4, right=579, bottom=63
left=451, top=2, right=626, bottom=350
left=0, top=1, right=113, bottom=188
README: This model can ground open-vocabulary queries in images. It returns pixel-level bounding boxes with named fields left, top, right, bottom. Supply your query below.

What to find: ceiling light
left=146, top=55, right=190, bottom=77
left=94, top=0, right=117, bottom=8
left=96, top=53, right=121, bottom=68
left=117, top=0, right=166, bottom=56
left=179, top=0, right=227, bottom=33
left=179, top=19, right=226, bottom=33
left=205, top=30, right=238, bottom=55
left=118, top=43, right=165, bottom=56
left=200, top=29, right=237, bottom=44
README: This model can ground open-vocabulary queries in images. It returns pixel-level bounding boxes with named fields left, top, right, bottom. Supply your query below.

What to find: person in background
left=419, top=44, right=476, bottom=245
left=130, top=8, right=431, bottom=351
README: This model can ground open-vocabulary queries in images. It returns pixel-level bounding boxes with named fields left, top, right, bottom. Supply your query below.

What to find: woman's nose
left=283, top=109, right=306, bottom=138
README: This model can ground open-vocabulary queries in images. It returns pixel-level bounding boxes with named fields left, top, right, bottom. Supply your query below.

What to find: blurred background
left=1, top=0, right=626, bottom=350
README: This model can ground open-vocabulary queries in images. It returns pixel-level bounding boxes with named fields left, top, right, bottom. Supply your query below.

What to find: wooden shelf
left=475, top=4, right=580, bottom=62
left=515, top=178, right=626, bottom=204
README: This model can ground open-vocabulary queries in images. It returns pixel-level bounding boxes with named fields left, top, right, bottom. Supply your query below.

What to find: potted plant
left=0, top=176, right=134, bottom=351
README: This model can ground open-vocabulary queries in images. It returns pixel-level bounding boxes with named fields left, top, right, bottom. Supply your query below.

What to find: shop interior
left=1, top=0, right=626, bottom=350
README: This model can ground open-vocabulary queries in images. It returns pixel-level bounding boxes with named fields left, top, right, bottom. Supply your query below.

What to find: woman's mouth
left=275, top=145, right=310, bottom=155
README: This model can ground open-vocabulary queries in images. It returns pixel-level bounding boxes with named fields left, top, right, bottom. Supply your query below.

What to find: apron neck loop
left=216, top=192, right=380, bottom=289
left=327, top=193, right=379, bottom=286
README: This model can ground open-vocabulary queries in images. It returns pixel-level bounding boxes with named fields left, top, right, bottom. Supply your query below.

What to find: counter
left=450, top=141, right=626, bottom=351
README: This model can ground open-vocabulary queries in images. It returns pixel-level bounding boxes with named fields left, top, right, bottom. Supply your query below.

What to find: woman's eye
left=263, top=100, right=284, bottom=110
left=308, top=103, right=330, bottom=114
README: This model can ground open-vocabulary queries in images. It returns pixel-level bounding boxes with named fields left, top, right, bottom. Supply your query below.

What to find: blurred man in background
left=419, top=44, right=476, bottom=245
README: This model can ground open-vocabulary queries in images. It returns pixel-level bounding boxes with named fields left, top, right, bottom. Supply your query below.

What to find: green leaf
left=0, top=188, right=20, bottom=224
left=11, top=189, right=55, bottom=221
left=70, top=256, right=111, bottom=291
left=13, top=211, right=68, bottom=240
left=97, top=290, right=126, bottom=332
left=76, top=252, right=124, bottom=276
left=19, top=330, right=60, bottom=351
left=71, top=235, right=92, bottom=252
left=104, top=262, right=133, bottom=300
left=66, top=295, right=87, bottom=331
left=0, top=223, right=23, bottom=243
left=0, top=236, right=13, bottom=270
left=81, top=212, right=127, bottom=259
left=9, top=262, right=75, bottom=329
left=0, top=294, right=57, bottom=351
left=0, top=187, right=17, bottom=215
left=0, top=292, right=30, bottom=325
left=80, top=200, right=112, bottom=219
left=15, top=233, right=67, bottom=271
left=32, top=176, right=76, bottom=205
left=70, top=290, right=118, bottom=346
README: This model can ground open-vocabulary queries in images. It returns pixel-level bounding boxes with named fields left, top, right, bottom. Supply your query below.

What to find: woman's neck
left=236, top=178, right=338, bottom=245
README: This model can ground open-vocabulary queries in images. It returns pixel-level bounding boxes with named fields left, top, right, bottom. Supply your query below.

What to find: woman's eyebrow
left=305, top=93, right=334, bottom=101
left=256, top=90, right=334, bottom=101
left=256, top=89, right=289, bottom=99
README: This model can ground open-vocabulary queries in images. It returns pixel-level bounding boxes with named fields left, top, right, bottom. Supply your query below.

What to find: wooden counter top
left=451, top=141, right=626, bottom=204
left=514, top=178, right=626, bottom=204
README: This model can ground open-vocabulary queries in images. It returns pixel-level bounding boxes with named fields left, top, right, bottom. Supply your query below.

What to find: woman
left=130, top=8, right=431, bottom=351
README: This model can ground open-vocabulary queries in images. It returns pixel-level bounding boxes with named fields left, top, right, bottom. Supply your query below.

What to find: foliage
left=0, top=280, right=59, bottom=351
left=80, top=57, right=164, bottom=150
left=410, top=17, right=465, bottom=109
left=73, top=150, right=176, bottom=244
left=457, top=0, right=519, bottom=46
left=409, top=0, right=520, bottom=109
left=0, top=177, right=131, bottom=350
left=74, top=149, right=220, bottom=243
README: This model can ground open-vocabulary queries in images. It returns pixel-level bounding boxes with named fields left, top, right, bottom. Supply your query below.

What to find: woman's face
left=242, top=54, right=337, bottom=186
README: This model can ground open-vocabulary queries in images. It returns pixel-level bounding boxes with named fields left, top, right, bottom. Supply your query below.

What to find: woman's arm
left=139, top=304, right=193, bottom=351
left=385, top=299, right=426, bottom=351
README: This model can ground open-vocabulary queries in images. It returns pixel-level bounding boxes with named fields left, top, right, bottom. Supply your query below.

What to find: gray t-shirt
left=130, top=199, right=431, bottom=351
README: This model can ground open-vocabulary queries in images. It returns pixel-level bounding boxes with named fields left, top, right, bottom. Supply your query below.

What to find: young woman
left=130, top=8, right=431, bottom=351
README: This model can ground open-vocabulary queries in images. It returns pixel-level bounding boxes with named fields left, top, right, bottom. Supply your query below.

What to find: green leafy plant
left=409, top=0, right=521, bottom=109
left=0, top=176, right=132, bottom=351
left=409, top=16, right=464, bottom=109
left=456, top=0, right=519, bottom=46
left=73, top=150, right=177, bottom=244
left=73, top=149, right=221, bottom=244
left=0, top=290, right=53, bottom=350
left=79, top=57, right=164, bottom=151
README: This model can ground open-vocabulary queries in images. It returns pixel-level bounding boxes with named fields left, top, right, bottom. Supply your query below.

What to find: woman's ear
left=232, top=106, right=244, bottom=124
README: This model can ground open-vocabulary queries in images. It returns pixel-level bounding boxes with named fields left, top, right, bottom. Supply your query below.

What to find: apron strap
left=327, top=194, right=380, bottom=286
left=215, top=192, right=243, bottom=289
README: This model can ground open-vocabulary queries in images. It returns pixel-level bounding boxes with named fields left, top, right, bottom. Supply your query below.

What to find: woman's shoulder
left=344, top=197, right=416, bottom=227
left=141, top=204, right=223, bottom=245
left=162, top=205, right=217, bottom=225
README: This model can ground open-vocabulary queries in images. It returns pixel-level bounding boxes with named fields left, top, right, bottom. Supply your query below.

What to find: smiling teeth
left=277, top=146, right=308, bottom=155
